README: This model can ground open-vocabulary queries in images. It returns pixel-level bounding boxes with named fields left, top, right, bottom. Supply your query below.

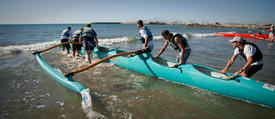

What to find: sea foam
left=0, top=32, right=223, bottom=56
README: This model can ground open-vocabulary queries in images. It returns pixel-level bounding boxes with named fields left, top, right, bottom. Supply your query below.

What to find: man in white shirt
left=136, top=20, right=154, bottom=52
left=221, top=37, right=263, bottom=77
left=60, top=26, right=73, bottom=54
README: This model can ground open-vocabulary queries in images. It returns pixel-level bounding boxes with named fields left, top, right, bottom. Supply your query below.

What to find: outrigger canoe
left=92, top=46, right=275, bottom=108
left=35, top=39, right=275, bottom=108
left=216, top=32, right=274, bottom=40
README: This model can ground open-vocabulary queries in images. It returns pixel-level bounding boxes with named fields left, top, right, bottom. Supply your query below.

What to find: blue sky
left=0, top=0, right=274, bottom=24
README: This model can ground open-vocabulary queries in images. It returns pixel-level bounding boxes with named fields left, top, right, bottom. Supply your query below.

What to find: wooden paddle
left=64, top=49, right=148, bottom=77
left=32, top=41, right=82, bottom=55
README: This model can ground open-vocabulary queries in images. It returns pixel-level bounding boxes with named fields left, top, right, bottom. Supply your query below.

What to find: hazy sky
left=0, top=0, right=274, bottom=24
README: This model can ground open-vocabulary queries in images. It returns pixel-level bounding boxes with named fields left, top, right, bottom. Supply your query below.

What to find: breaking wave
left=0, top=32, right=221, bottom=56
left=0, top=41, right=58, bottom=56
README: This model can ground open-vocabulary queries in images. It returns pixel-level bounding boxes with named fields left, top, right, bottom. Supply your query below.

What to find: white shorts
left=269, top=32, right=274, bottom=40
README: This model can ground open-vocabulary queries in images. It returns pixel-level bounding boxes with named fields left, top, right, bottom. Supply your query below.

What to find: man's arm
left=143, top=37, right=149, bottom=49
left=155, top=40, right=169, bottom=58
left=174, top=36, right=185, bottom=64
left=94, top=35, right=98, bottom=47
left=69, top=31, right=73, bottom=39
left=221, top=54, right=238, bottom=73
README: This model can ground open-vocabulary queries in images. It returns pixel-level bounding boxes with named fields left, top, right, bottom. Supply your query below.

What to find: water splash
left=81, top=88, right=106, bottom=119
left=0, top=32, right=222, bottom=57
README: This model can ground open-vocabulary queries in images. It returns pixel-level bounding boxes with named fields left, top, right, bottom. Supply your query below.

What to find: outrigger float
left=32, top=43, right=92, bottom=112
left=34, top=42, right=275, bottom=109
left=216, top=32, right=275, bottom=40
left=32, top=42, right=143, bottom=112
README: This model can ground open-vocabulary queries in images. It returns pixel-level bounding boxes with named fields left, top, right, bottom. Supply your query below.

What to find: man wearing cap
left=221, top=37, right=263, bottom=77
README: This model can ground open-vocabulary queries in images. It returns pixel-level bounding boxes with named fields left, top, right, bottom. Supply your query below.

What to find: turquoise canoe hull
left=92, top=47, right=275, bottom=108
left=53, top=39, right=275, bottom=108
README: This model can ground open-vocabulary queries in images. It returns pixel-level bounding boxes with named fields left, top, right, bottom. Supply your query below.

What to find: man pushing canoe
left=221, top=37, right=264, bottom=77
left=155, top=30, right=191, bottom=65
left=136, top=20, right=154, bottom=53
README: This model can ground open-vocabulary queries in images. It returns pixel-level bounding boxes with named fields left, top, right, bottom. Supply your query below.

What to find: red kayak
left=216, top=32, right=274, bottom=40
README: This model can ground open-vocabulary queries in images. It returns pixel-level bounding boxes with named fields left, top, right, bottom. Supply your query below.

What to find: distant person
left=221, top=37, right=263, bottom=77
left=80, top=24, right=98, bottom=64
left=71, top=28, right=83, bottom=59
left=269, top=25, right=274, bottom=42
left=136, top=20, right=154, bottom=52
left=60, top=26, right=73, bottom=54
left=256, top=31, right=263, bottom=36
left=256, top=31, right=265, bottom=40
left=155, top=30, right=191, bottom=65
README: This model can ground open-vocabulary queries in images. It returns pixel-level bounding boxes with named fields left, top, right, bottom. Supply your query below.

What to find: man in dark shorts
left=80, top=24, right=98, bottom=64
left=71, top=28, right=83, bottom=58
left=60, top=26, right=73, bottom=54
left=221, top=37, right=264, bottom=77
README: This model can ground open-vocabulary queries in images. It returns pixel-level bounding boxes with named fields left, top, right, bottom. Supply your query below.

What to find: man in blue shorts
left=80, top=24, right=98, bottom=64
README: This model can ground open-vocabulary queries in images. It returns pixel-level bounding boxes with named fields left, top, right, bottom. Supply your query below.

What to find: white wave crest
left=0, top=32, right=220, bottom=57
left=182, top=33, right=217, bottom=39
left=0, top=41, right=58, bottom=56
left=99, top=37, right=131, bottom=45
left=153, top=35, right=163, bottom=40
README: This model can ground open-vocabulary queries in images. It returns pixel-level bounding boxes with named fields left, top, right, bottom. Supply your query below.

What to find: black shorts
left=71, top=39, right=82, bottom=51
left=245, top=64, right=263, bottom=77
left=61, top=39, right=71, bottom=49
left=72, top=44, right=82, bottom=51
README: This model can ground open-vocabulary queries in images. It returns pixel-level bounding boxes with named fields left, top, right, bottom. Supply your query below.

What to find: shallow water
left=0, top=24, right=274, bottom=119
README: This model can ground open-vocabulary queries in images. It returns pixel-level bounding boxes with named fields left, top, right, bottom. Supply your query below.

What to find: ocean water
left=0, top=24, right=274, bottom=119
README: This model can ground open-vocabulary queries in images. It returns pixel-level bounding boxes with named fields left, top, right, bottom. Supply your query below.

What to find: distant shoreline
left=91, top=22, right=271, bottom=29
left=184, top=24, right=270, bottom=29
left=0, top=22, right=271, bottom=29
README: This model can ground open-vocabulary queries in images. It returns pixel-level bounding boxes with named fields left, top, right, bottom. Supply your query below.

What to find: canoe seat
left=98, top=47, right=109, bottom=52
left=152, top=57, right=177, bottom=67
left=210, top=71, right=228, bottom=78
left=194, top=66, right=228, bottom=78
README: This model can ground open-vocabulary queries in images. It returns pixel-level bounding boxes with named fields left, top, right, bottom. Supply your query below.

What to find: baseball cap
left=230, top=36, right=244, bottom=42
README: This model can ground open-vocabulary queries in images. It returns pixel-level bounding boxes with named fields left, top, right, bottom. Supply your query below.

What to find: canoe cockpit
left=152, top=57, right=177, bottom=67
left=98, top=47, right=109, bottom=53
left=193, top=65, right=228, bottom=79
